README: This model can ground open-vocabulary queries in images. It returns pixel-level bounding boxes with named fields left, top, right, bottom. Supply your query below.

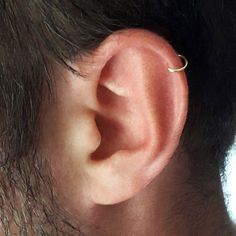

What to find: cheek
left=38, top=111, right=87, bottom=217
left=48, top=150, right=90, bottom=220
left=39, top=120, right=89, bottom=220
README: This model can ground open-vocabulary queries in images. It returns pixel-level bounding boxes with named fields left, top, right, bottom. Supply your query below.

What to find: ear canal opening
left=91, top=112, right=149, bottom=162
left=90, top=115, right=124, bottom=161
left=92, top=82, right=130, bottom=161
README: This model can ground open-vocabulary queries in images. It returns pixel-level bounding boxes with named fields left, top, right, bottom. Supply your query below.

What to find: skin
left=36, top=29, right=236, bottom=235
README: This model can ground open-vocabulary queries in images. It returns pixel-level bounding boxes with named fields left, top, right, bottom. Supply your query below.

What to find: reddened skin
left=39, top=29, right=188, bottom=210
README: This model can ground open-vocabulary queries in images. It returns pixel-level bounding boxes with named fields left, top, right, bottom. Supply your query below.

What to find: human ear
left=40, top=29, right=188, bottom=206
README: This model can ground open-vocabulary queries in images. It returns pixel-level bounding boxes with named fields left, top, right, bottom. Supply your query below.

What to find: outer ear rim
left=79, top=29, right=185, bottom=81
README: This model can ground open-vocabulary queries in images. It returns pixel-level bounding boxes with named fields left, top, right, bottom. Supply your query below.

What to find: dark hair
left=0, top=0, right=235, bottom=235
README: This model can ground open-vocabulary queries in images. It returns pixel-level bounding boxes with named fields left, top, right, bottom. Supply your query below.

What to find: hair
left=0, top=0, right=235, bottom=235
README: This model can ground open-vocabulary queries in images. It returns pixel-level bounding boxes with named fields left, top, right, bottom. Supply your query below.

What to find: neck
left=83, top=153, right=236, bottom=236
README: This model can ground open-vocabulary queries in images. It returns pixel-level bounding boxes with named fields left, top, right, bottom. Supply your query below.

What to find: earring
left=168, top=55, right=188, bottom=73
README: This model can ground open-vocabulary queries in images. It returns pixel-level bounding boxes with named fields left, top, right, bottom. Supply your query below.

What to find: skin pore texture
left=37, top=29, right=236, bottom=235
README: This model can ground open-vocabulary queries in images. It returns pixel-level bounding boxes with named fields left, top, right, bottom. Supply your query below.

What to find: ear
left=41, top=29, right=188, bottom=206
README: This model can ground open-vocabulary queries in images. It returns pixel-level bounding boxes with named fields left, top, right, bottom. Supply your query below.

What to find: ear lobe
left=78, top=29, right=188, bottom=205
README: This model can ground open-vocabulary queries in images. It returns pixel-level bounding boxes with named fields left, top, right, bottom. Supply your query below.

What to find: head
left=0, top=0, right=236, bottom=235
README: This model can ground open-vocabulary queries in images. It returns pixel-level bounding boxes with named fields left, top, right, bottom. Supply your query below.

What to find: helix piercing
left=168, top=55, right=188, bottom=73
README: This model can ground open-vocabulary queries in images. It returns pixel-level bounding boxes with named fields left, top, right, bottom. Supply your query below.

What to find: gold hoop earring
left=168, top=55, right=188, bottom=73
